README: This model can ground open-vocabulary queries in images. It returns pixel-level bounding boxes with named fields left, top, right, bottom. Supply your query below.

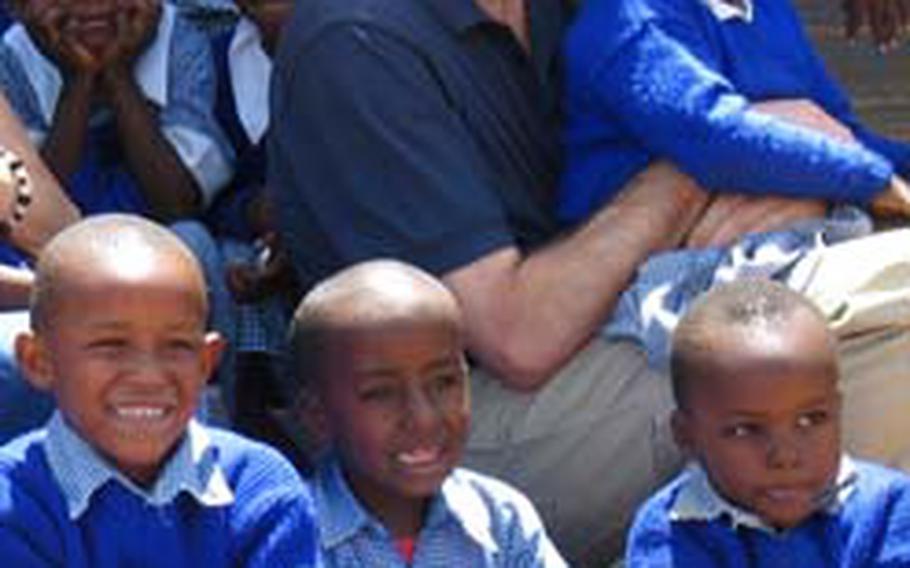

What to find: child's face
left=318, top=312, right=469, bottom=514
left=17, top=252, right=222, bottom=486
left=673, top=313, right=841, bottom=530
left=15, top=0, right=160, bottom=59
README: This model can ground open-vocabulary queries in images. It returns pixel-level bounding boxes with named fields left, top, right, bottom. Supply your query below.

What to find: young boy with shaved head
left=0, top=214, right=319, bottom=567
left=626, top=280, right=910, bottom=566
left=288, top=259, right=565, bottom=567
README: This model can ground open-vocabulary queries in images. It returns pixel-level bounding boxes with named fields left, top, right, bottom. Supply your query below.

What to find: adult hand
left=843, top=0, right=908, bottom=51
left=870, top=175, right=910, bottom=218
left=685, top=194, right=828, bottom=248
left=752, top=99, right=856, bottom=143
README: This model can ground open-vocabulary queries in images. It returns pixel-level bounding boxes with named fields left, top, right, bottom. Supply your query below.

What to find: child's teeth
left=116, top=407, right=165, bottom=418
left=398, top=448, right=439, bottom=464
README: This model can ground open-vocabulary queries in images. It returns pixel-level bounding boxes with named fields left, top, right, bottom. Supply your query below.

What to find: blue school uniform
left=313, top=455, right=566, bottom=567
left=0, top=412, right=320, bottom=567
left=627, top=457, right=910, bottom=566
left=207, top=15, right=269, bottom=241
left=205, top=16, right=291, bottom=371
left=0, top=4, right=233, bottom=216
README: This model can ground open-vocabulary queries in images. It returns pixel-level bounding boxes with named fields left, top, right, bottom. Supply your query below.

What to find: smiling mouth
left=109, top=403, right=177, bottom=428
left=394, top=443, right=455, bottom=477
left=115, top=406, right=167, bottom=419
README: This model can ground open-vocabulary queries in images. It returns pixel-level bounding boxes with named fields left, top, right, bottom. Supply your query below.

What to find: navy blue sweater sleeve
left=565, top=0, right=894, bottom=203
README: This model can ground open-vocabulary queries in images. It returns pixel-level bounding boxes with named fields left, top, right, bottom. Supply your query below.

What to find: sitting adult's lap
left=464, top=227, right=910, bottom=564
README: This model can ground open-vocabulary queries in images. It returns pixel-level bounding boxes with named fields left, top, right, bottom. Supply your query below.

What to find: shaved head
left=671, top=279, right=837, bottom=410
left=287, top=259, right=462, bottom=396
left=31, top=214, right=206, bottom=331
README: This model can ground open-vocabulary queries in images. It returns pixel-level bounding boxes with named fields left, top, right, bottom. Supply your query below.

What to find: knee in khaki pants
left=792, top=229, right=910, bottom=470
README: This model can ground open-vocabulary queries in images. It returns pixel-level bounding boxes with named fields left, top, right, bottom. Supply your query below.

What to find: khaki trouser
left=462, top=228, right=910, bottom=566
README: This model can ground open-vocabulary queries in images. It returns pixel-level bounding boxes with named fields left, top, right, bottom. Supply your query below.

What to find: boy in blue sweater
left=0, top=213, right=320, bottom=567
left=287, top=259, right=566, bottom=567
left=626, top=279, right=910, bottom=566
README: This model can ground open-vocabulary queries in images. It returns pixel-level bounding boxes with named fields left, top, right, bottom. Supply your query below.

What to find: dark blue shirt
left=269, top=0, right=566, bottom=289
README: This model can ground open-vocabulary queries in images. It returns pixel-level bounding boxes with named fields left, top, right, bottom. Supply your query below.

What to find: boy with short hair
left=0, top=213, right=319, bottom=567
left=288, top=259, right=566, bottom=567
left=626, top=279, right=910, bottom=566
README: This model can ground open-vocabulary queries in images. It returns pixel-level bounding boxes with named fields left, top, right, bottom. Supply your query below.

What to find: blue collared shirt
left=627, top=455, right=910, bottom=566
left=313, top=457, right=566, bottom=567
left=43, top=411, right=234, bottom=519
left=670, top=455, right=858, bottom=533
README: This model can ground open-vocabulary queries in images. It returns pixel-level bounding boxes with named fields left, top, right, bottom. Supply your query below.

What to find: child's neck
left=378, top=497, right=428, bottom=539
left=346, top=475, right=430, bottom=538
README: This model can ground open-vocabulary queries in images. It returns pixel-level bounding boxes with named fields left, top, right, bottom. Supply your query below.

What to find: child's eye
left=796, top=410, right=829, bottom=429
left=431, top=372, right=462, bottom=393
left=723, top=423, right=760, bottom=438
left=359, top=385, right=398, bottom=403
left=165, top=338, right=196, bottom=352
left=87, top=339, right=128, bottom=356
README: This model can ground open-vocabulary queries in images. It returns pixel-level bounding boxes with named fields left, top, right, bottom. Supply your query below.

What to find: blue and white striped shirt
left=313, top=457, right=566, bottom=567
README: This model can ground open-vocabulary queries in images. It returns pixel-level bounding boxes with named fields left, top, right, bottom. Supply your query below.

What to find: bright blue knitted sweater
left=560, top=0, right=910, bottom=222
left=626, top=460, right=910, bottom=567
left=0, top=427, right=319, bottom=567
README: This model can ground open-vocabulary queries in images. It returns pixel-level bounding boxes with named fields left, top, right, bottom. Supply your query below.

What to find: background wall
left=797, top=0, right=910, bottom=139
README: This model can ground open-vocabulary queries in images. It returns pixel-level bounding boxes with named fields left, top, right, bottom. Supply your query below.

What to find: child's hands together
left=103, top=0, right=160, bottom=70
left=19, top=1, right=96, bottom=77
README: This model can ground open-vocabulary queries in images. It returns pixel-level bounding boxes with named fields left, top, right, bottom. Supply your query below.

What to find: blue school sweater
left=560, top=0, right=910, bottom=221
left=626, top=459, right=910, bottom=566
left=0, top=425, right=319, bottom=567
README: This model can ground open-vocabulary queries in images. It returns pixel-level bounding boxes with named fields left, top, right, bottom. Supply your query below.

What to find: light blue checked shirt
left=44, top=411, right=234, bottom=519
left=605, top=206, right=872, bottom=368
left=313, top=457, right=566, bottom=567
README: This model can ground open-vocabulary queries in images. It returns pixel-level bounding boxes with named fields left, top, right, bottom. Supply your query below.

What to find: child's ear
left=14, top=331, right=54, bottom=392
left=671, top=409, right=695, bottom=456
left=200, top=331, right=226, bottom=384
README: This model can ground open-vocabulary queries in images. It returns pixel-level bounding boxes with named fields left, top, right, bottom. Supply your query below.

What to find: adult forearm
left=0, top=95, right=80, bottom=258
left=105, top=72, right=200, bottom=221
left=445, top=163, right=707, bottom=389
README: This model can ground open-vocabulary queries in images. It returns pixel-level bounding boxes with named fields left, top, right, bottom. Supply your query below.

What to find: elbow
left=479, top=339, right=569, bottom=392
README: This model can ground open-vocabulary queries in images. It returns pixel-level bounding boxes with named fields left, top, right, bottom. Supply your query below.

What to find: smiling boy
left=0, top=214, right=318, bottom=567
left=289, top=259, right=565, bottom=567
left=626, top=279, right=910, bottom=566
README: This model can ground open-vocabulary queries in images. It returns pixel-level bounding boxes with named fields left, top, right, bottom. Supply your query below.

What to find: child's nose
left=766, top=436, right=801, bottom=469
left=121, top=351, right=170, bottom=381
left=402, top=388, right=441, bottom=432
